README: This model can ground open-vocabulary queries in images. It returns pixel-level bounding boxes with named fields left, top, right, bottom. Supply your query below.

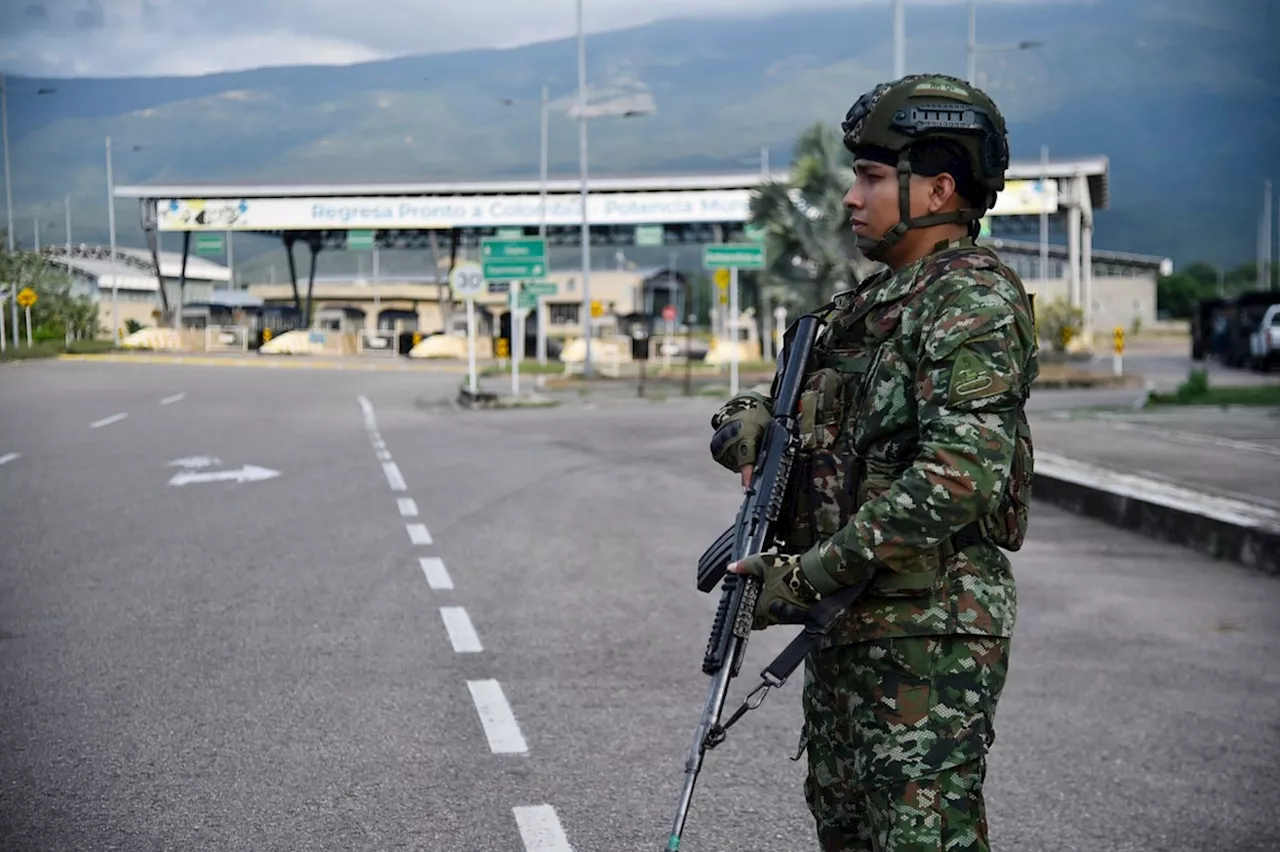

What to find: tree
left=0, top=247, right=101, bottom=341
left=1157, top=272, right=1215, bottom=318
left=1038, top=297, right=1084, bottom=353
left=748, top=122, right=879, bottom=319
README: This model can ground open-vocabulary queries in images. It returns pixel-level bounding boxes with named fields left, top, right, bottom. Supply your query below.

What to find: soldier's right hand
left=709, top=391, right=772, bottom=480
left=739, top=464, right=753, bottom=493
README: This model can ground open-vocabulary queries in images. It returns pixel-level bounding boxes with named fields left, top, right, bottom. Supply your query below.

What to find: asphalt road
left=1, top=360, right=1277, bottom=852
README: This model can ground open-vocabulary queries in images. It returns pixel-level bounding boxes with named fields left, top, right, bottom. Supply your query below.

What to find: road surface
left=1, top=360, right=1276, bottom=852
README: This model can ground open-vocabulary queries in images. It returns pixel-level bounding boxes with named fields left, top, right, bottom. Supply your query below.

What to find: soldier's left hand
left=727, top=553, right=822, bottom=630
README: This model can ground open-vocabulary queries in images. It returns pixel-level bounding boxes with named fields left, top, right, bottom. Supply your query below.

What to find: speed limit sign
left=449, top=262, right=484, bottom=299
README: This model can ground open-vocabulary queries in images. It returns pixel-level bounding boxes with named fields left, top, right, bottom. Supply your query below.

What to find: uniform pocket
left=797, top=366, right=848, bottom=452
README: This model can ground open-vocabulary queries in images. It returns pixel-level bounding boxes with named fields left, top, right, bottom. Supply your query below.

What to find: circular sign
left=16, top=287, right=37, bottom=309
left=449, top=262, right=485, bottom=298
left=662, top=304, right=676, bottom=322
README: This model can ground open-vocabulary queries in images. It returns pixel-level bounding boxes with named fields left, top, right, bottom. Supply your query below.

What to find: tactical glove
left=709, top=391, right=772, bottom=473
left=733, top=551, right=825, bottom=630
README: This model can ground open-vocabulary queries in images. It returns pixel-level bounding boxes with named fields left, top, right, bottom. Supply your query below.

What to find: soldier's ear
left=929, top=173, right=959, bottom=213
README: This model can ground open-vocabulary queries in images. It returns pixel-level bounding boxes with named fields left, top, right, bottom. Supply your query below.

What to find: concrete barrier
left=1032, top=451, right=1280, bottom=576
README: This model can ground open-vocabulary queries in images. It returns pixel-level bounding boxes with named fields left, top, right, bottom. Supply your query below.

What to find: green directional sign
left=509, top=290, right=540, bottom=310
left=195, top=233, right=224, bottom=255
left=523, top=281, right=558, bottom=297
left=635, top=225, right=664, bottom=247
left=347, top=230, right=375, bottom=251
left=703, top=243, right=766, bottom=270
left=481, top=237, right=548, bottom=281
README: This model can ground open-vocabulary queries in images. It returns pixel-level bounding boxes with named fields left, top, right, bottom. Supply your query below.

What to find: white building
left=43, top=244, right=230, bottom=334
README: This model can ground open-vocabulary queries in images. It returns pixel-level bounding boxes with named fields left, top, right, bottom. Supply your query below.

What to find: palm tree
left=749, top=122, right=879, bottom=317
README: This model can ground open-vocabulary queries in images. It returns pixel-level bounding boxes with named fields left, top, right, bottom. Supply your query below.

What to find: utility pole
left=576, top=0, right=594, bottom=377
left=106, top=136, right=119, bottom=346
left=893, top=0, right=906, bottom=78
left=967, top=0, right=978, bottom=83
left=2, top=72, right=16, bottom=349
left=538, top=84, right=549, bottom=365
left=1261, top=180, right=1272, bottom=291
left=1040, top=145, right=1049, bottom=281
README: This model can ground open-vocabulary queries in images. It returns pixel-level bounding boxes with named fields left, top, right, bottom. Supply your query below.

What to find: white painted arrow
left=167, top=465, right=281, bottom=486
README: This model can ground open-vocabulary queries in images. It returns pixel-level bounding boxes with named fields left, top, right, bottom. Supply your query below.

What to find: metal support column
left=174, top=230, right=191, bottom=330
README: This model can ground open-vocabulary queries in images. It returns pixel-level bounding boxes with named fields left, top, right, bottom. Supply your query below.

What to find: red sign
left=662, top=304, right=677, bottom=322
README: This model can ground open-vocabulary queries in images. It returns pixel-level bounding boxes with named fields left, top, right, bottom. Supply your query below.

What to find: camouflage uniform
left=709, top=76, right=1038, bottom=852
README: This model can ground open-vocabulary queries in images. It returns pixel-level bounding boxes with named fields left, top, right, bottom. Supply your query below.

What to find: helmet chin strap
left=858, top=149, right=984, bottom=263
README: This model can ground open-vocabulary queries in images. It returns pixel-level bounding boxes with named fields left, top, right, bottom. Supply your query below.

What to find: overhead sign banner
left=156, top=190, right=754, bottom=232
left=992, top=179, right=1059, bottom=216
left=155, top=179, right=1057, bottom=232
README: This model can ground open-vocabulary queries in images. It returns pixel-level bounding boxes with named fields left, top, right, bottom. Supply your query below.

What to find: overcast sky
left=0, top=0, right=1071, bottom=78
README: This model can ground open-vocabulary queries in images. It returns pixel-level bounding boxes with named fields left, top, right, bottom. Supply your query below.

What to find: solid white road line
left=382, top=462, right=407, bottom=491
left=398, top=498, right=418, bottom=517
left=0, top=453, right=19, bottom=467
left=513, top=805, right=575, bottom=852
left=467, top=679, right=528, bottom=754
left=419, top=557, right=454, bottom=589
left=440, top=606, right=483, bottom=653
left=376, top=449, right=392, bottom=461
left=160, top=393, right=186, bottom=405
left=90, top=413, right=128, bottom=429
left=406, top=523, right=433, bottom=545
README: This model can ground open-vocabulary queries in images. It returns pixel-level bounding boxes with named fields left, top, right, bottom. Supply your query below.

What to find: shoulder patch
left=947, top=344, right=1010, bottom=406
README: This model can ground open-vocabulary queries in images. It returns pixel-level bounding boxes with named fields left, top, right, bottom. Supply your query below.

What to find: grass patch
left=479, top=360, right=568, bottom=376
left=0, top=339, right=116, bottom=362
left=1147, top=369, right=1280, bottom=407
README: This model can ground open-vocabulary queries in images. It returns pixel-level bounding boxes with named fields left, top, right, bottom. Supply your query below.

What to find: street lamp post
left=106, top=136, right=119, bottom=346
left=576, top=0, right=594, bottom=377
left=893, top=0, right=906, bottom=78
left=539, top=85, right=549, bottom=365
left=1, top=73, right=15, bottom=348
left=965, top=0, right=1043, bottom=83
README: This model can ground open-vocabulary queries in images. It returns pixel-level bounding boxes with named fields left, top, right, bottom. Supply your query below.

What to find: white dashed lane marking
left=467, top=679, right=528, bottom=754
left=513, top=805, right=575, bottom=852
left=0, top=453, right=20, bottom=467
left=90, top=413, right=128, bottom=429
left=440, top=606, right=483, bottom=653
left=419, top=557, right=454, bottom=589
left=160, top=393, right=186, bottom=405
left=383, top=462, right=407, bottom=492
left=398, top=498, right=418, bottom=517
left=406, top=523, right=433, bottom=545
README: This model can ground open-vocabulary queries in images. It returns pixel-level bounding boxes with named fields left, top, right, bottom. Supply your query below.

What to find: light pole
left=2, top=73, right=15, bottom=348
left=501, top=87, right=552, bottom=364
left=0, top=79, right=56, bottom=346
left=893, top=0, right=906, bottom=78
left=105, top=136, right=125, bottom=345
left=965, top=0, right=1043, bottom=83
left=576, top=0, right=594, bottom=377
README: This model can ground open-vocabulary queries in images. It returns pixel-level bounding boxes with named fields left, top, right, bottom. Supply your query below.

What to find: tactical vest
left=779, top=245, right=1036, bottom=597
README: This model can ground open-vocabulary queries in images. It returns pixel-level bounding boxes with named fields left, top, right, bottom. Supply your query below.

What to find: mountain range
left=1, top=0, right=1276, bottom=279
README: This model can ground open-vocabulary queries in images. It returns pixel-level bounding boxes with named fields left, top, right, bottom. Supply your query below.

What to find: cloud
left=0, top=0, right=1062, bottom=78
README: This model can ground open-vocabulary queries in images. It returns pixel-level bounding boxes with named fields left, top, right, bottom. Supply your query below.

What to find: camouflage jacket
left=771, top=236, right=1038, bottom=647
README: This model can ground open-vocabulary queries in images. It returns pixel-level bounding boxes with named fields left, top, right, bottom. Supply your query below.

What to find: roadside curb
left=55, top=353, right=473, bottom=374
left=1032, top=452, right=1280, bottom=576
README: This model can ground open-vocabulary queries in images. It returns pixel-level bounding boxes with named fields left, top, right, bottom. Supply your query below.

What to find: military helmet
left=840, top=74, right=1010, bottom=258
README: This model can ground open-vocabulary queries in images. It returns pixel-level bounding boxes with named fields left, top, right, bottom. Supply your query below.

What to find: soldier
left=711, top=74, right=1038, bottom=851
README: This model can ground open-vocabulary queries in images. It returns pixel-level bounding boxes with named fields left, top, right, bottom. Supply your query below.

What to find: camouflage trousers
left=799, top=635, right=1011, bottom=851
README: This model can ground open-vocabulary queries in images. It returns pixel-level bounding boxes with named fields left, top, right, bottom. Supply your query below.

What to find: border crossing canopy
left=114, top=158, right=1109, bottom=324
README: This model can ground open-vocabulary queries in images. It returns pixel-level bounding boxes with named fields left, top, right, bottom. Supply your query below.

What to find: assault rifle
left=663, top=313, right=869, bottom=851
